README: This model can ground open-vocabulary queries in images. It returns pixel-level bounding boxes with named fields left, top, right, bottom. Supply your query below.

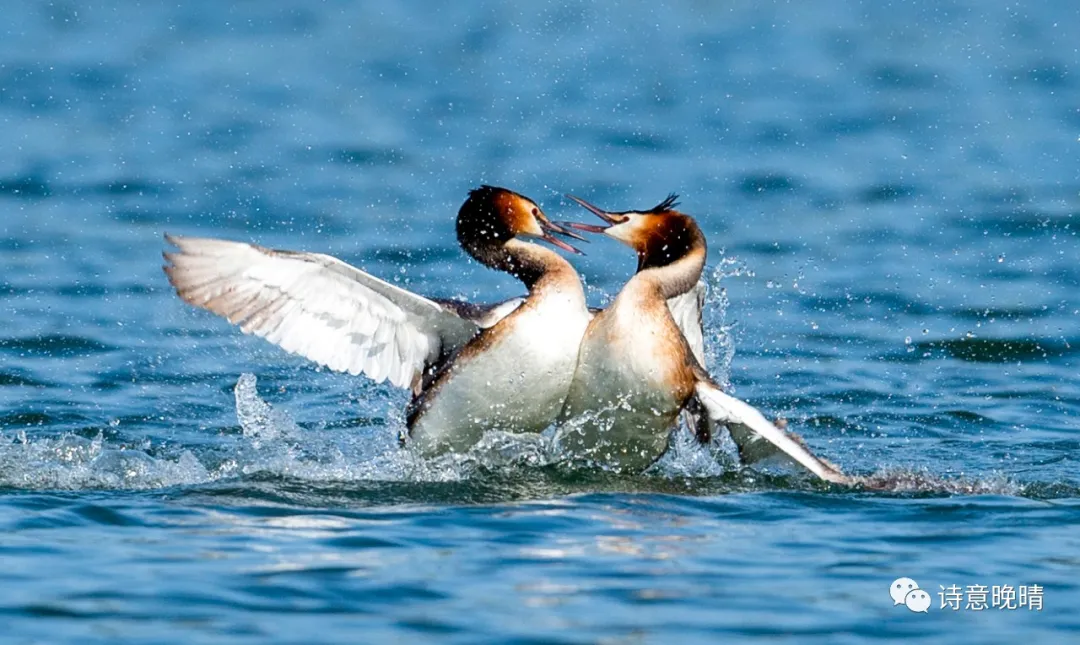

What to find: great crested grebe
left=554, top=194, right=851, bottom=484
left=164, top=186, right=592, bottom=456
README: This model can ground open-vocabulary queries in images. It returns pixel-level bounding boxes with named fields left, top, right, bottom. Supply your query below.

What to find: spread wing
left=668, top=281, right=813, bottom=468
left=694, top=381, right=851, bottom=485
left=163, top=234, right=521, bottom=390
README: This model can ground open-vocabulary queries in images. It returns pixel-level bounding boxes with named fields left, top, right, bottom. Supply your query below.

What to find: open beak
left=557, top=194, right=628, bottom=233
left=537, top=217, right=586, bottom=255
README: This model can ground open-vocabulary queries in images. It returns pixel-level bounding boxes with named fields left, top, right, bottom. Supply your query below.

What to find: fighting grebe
left=554, top=194, right=851, bottom=484
left=164, top=186, right=592, bottom=456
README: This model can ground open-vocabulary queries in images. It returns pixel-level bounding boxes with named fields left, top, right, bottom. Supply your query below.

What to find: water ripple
left=0, top=334, right=117, bottom=358
left=2, top=1, right=1079, bottom=641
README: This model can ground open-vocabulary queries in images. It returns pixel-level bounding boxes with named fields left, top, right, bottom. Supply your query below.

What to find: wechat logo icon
left=890, top=577, right=930, bottom=613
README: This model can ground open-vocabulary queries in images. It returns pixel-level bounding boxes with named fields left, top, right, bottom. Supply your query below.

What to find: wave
left=0, top=372, right=1067, bottom=502
left=0, top=263, right=1070, bottom=500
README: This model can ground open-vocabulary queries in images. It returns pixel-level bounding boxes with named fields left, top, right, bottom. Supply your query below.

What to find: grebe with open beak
left=554, top=194, right=851, bottom=484
left=164, top=186, right=592, bottom=456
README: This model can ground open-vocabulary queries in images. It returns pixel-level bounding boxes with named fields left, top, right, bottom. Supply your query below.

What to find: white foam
left=1, top=264, right=1023, bottom=496
left=0, top=430, right=211, bottom=490
left=0, top=266, right=751, bottom=491
left=234, top=372, right=301, bottom=443
left=854, top=468, right=1022, bottom=496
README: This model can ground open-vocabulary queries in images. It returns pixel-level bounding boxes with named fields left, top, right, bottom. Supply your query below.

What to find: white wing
left=667, top=280, right=706, bottom=366
left=163, top=235, right=520, bottom=390
left=668, top=281, right=717, bottom=443
left=694, top=381, right=851, bottom=485
left=670, top=281, right=807, bottom=468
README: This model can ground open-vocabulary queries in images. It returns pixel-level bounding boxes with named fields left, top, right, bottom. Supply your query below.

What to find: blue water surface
left=1, top=1, right=1078, bottom=643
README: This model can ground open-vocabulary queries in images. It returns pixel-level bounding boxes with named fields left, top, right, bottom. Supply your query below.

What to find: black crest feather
left=648, top=193, right=680, bottom=213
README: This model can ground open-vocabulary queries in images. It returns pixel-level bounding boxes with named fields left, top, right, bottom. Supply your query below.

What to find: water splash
left=0, top=411, right=1055, bottom=498
left=234, top=372, right=301, bottom=443
left=853, top=468, right=1023, bottom=496
left=0, top=430, right=211, bottom=490
left=0, top=259, right=1060, bottom=498
left=651, top=424, right=740, bottom=478
left=701, top=258, right=753, bottom=387
left=227, top=374, right=558, bottom=484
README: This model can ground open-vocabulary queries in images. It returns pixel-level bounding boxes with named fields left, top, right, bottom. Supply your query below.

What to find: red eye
left=531, top=208, right=539, bottom=216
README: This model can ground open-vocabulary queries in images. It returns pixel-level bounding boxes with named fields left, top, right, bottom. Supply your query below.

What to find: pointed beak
left=541, top=218, right=589, bottom=243
left=537, top=217, right=586, bottom=255
left=559, top=194, right=628, bottom=233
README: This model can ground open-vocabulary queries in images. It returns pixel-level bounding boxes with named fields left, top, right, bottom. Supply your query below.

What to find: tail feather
left=693, top=381, right=851, bottom=485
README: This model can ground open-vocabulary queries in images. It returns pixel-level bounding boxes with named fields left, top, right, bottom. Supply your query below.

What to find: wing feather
left=667, top=280, right=706, bottom=366
left=164, top=234, right=489, bottom=389
left=694, top=381, right=851, bottom=485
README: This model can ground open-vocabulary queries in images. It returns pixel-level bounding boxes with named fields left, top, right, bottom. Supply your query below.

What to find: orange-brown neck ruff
left=636, top=213, right=704, bottom=270
left=456, top=186, right=532, bottom=251
left=632, top=214, right=707, bottom=300
left=457, top=187, right=578, bottom=291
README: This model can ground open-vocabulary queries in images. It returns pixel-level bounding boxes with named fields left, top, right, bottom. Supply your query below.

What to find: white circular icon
left=890, top=577, right=919, bottom=605
left=904, top=588, right=931, bottom=613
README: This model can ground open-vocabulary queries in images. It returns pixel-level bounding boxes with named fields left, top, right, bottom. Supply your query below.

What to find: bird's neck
left=467, top=238, right=582, bottom=297
left=634, top=242, right=706, bottom=301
